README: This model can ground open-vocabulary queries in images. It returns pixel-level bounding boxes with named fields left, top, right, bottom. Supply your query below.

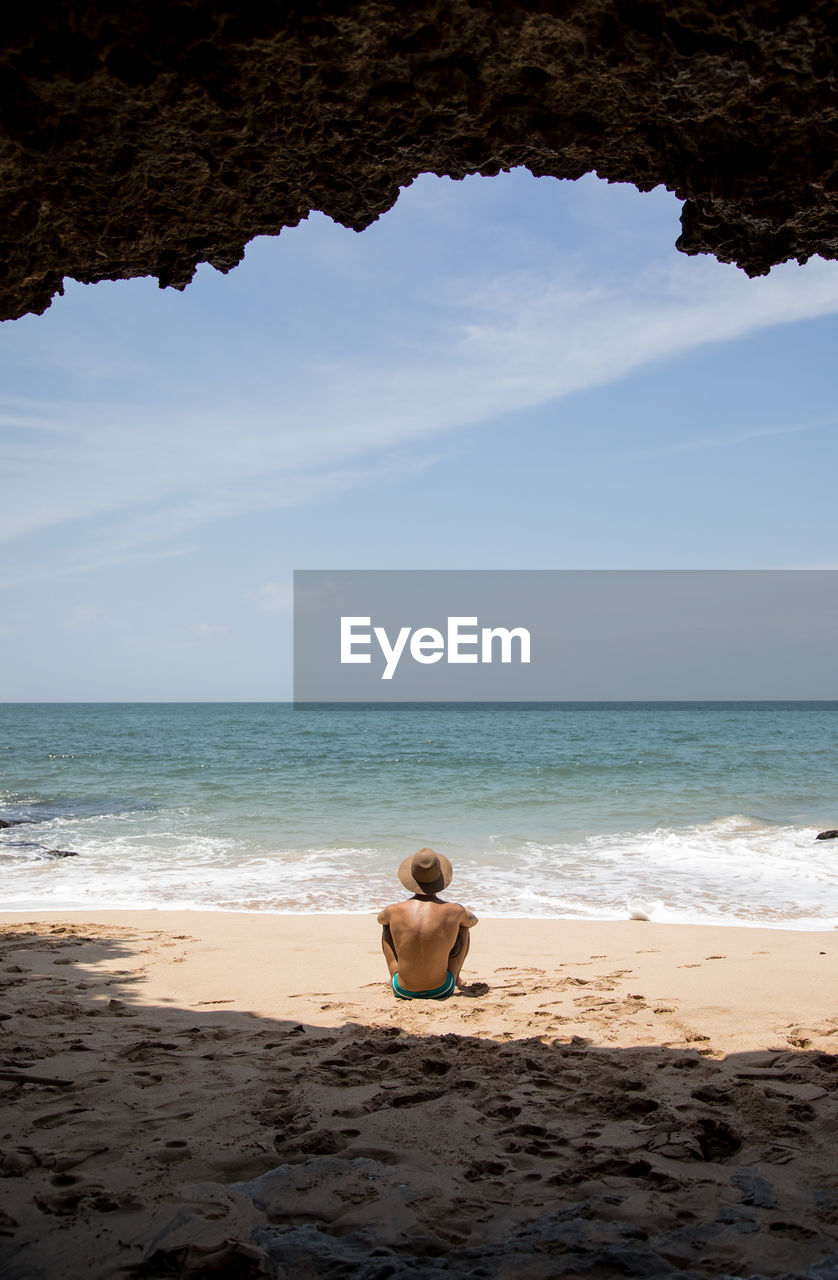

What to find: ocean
left=1, top=702, right=837, bottom=928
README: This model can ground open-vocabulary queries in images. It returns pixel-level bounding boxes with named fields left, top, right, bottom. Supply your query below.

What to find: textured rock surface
left=2, top=1, right=838, bottom=320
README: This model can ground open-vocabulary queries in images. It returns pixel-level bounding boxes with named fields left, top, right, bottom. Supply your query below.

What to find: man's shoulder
left=378, top=899, right=413, bottom=919
left=440, top=899, right=476, bottom=920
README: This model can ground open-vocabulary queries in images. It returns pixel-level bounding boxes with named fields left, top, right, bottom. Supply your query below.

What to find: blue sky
left=2, top=168, right=838, bottom=700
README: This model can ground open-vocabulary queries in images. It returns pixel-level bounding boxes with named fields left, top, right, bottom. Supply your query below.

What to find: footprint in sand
left=50, top=1146, right=109, bottom=1172
left=606, top=1093, right=660, bottom=1119
left=499, top=1124, right=567, bottom=1158
left=153, top=1139, right=191, bottom=1163
left=463, top=1159, right=507, bottom=1182
left=646, top=1117, right=742, bottom=1161
left=1, top=1148, right=40, bottom=1174
left=483, top=1103, right=521, bottom=1120
left=692, top=1085, right=732, bottom=1105
left=459, top=981, right=490, bottom=997
left=106, top=998, right=134, bottom=1016
left=283, top=1128, right=347, bottom=1157
left=31, top=1107, right=88, bottom=1130
left=37, top=1185, right=145, bottom=1215
left=119, top=1039, right=181, bottom=1063
left=34, top=1188, right=89, bottom=1215
left=385, top=1087, right=447, bottom=1109
left=419, top=1059, right=452, bottom=1077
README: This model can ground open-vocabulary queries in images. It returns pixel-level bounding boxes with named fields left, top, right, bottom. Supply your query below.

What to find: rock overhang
left=2, top=0, right=838, bottom=321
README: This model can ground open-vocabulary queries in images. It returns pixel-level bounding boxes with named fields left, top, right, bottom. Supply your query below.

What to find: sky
left=2, top=167, right=838, bottom=700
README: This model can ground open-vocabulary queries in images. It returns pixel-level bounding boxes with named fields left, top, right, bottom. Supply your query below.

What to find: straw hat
left=398, top=847, right=452, bottom=895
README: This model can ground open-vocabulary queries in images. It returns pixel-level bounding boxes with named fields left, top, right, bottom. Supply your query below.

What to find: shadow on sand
left=1, top=923, right=837, bottom=1279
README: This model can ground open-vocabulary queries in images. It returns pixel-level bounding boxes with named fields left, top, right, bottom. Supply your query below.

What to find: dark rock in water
left=45, top=849, right=80, bottom=858
left=816, top=830, right=838, bottom=841
left=0, top=819, right=25, bottom=828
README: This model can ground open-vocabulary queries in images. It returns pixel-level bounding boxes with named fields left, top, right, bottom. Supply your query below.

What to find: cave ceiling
left=2, top=1, right=837, bottom=321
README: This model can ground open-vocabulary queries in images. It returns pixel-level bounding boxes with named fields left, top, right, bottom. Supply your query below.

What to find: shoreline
left=2, top=903, right=837, bottom=930
left=2, top=909, right=836, bottom=1052
left=2, top=910, right=837, bottom=1277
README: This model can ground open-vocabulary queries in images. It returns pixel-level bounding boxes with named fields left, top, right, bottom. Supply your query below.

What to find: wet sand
left=1, top=911, right=837, bottom=1278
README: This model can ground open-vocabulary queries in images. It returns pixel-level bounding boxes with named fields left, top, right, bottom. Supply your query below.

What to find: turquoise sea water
left=2, top=702, right=838, bottom=926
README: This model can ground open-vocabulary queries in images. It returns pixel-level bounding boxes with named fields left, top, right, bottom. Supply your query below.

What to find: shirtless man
left=377, top=847, right=478, bottom=1000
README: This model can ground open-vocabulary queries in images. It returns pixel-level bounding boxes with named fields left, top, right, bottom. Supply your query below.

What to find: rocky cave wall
left=2, top=0, right=838, bottom=320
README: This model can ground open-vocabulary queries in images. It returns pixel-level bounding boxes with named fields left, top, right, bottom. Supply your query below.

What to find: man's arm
left=378, top=905, right=398, bottom=977
left=458, top=905, right=478, bottom=928
left=378, top=907, right=396, bottom=956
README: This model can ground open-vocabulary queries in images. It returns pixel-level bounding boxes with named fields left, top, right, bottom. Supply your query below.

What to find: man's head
left=398, top=846, right=453, bottom=896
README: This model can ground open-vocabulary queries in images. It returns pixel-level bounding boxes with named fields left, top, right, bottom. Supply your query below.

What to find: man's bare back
left=378, top=848, right=478, bottom=996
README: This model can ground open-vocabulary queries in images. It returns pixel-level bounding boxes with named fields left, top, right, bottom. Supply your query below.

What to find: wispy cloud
left=189, top=622, right=229, bottom=637
left=3, top=178, right=838, bottom=579
left=441, top=253, right=838, bottom=414
left=626, top=414, right=838, bottom=460
left=59, top=605, right=104, bottom=630
left=245, top=583, right=293, bottom=614
left=0, top=447, right=444, bottom=588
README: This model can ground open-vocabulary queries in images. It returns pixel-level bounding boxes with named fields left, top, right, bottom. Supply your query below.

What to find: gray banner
left=293, top=570, right=838, bottom=702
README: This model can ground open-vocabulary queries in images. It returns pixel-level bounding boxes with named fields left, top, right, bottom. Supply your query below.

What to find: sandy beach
left=1, top=911, right=837, bottom=1278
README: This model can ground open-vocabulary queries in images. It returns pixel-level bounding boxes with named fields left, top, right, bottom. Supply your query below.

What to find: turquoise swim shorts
left=392, top=970, right=455, bottom=1000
